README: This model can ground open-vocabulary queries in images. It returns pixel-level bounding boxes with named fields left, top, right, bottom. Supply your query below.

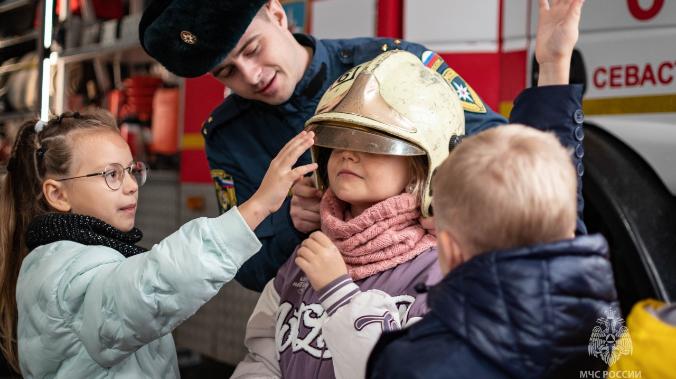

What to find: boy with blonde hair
left=367, top=125, right=618, bottom=378
left=434, top=124, right=577, bottom=259
left=367, top=123, right=619, bottom=378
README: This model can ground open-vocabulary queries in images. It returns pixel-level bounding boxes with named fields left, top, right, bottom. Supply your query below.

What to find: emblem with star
left=452, top=81, right=473, bottom=103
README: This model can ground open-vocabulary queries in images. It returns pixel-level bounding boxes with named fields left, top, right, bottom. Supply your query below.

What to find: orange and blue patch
left=421, top=50, right=487, bottom=114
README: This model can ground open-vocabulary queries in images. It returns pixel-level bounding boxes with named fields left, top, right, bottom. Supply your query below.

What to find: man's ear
left=267, top=0, right=288, bottom=30
left=43, top=179, right=71, bottom=212
left=437, top=229, right=466, bottom=275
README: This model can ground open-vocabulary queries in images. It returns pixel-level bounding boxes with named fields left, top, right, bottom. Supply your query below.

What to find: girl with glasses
left=0, top=110, right=316, bottom=378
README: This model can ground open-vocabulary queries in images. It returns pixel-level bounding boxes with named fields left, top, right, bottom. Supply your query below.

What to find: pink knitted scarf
left=320, top=189, right=436, bottom=280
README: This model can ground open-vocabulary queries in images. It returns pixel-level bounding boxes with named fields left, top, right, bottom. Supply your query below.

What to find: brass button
left=381, top=43, right=388, bottom=52
left=208, top=116, right=213, bottom=123
left=394, top=39, right=401, bottom=45
left=181, top=31, right=197, bottom=45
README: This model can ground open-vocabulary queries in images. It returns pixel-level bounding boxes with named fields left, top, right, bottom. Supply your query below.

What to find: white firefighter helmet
left=305, top=49, right=465, bottom=217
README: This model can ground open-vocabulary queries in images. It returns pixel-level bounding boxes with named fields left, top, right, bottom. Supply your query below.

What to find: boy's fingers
left=567, top=0, right=583, bottom=18
left=539, top=0, right=550, bottom=11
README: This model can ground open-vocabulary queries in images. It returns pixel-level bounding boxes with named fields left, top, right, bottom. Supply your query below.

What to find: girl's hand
left=295, top=231, right=348, bottom=291
left=290, top=177, right=323, bottom=234
left=535, top=0, right=584, bottom=85
left=239, top=131, right=318, bottom=230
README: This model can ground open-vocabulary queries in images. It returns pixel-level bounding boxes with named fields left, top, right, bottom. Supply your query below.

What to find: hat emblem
left=180, top=31, right=197, bottom=45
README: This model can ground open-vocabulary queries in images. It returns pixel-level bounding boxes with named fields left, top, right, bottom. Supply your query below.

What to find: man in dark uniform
left=139, top=0, right=585, bottom=292
left=139, top=0, right=506, bottom=291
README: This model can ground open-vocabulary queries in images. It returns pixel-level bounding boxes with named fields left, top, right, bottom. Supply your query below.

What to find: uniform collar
left=279, top=34, right=328, bottom=113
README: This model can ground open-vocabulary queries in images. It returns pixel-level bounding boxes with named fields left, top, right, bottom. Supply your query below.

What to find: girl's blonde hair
left=0, top=110, right=118, bottom=373
left=406, top=155, right=428, bottom=205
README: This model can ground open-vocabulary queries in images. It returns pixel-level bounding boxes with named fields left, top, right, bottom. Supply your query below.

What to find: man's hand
left=290, top=177, right=323, bottom=233
left=295, top=231, right=348, bottom=291
left=535, top=0, right=584, bottom=85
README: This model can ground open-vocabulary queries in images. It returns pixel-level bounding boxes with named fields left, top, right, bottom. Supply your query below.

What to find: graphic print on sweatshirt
left=274, top=294, right=416, bottom=359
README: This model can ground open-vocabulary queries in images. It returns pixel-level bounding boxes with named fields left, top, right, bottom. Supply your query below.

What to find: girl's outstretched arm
left=47, top=132, right=317, bottom=367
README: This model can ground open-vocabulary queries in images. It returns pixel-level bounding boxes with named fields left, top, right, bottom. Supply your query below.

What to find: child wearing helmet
left=232, top=49, right=460, bottom=379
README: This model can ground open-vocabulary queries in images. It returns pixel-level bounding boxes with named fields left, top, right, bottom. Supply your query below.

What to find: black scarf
left=26, top=213, right=146, bottom=258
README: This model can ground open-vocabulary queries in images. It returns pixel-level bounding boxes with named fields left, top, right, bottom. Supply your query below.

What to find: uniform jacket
left=367, top=235, right=618, bottom=379
left=203, top=34, right=507, bottom=291
left=231, top=248, right=442, bottom=379
left=609, top=299, right=676, bottom=377
left=16, top=208, right=261, bottom=378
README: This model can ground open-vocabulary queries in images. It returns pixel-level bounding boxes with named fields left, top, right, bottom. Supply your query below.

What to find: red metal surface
left=181, top=75, right=225, bottom=183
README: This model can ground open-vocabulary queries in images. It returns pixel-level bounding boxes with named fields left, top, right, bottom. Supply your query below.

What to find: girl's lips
left=337, top=170, right=362, bottom=178
left=120, top=204, right=137, bottom=212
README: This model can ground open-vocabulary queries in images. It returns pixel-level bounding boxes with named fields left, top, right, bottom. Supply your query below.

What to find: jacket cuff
left=511, top=84, right=583, bottom=132
left=319, top=275, right=360, bottom=316
left=208, top=206, right=263, bottom=269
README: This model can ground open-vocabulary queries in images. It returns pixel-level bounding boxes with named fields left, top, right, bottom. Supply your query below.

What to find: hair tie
left=36, top=147, right=46, bottom=161
left=34, top=120, right=47, bottom=134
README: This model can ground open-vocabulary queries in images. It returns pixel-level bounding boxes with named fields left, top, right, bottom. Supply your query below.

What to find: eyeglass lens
left=103, top=162, right=148, bottom=190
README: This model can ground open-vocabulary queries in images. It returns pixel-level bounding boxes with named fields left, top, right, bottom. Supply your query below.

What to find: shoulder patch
left=420, top=51, right=487, bottom=114
left=211, top=169, right=237, bottom=214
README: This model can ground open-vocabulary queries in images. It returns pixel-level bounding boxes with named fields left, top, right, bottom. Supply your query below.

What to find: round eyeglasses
left=57, top=161, right=149, bottom=190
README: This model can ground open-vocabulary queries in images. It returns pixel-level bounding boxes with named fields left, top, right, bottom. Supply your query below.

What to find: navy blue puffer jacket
left=367, top=234, right=618, bottom=379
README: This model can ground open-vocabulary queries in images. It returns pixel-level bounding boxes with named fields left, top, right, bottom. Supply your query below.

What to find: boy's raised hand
left=535, top=0, right=584, bottom=85
left=295, top=231, right=348, bottom=291
left=239, top=131, right=318, bottom=230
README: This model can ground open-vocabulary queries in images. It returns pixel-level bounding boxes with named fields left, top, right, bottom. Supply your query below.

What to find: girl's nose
left=336, top=149, right=359, bottom=161
left=122, top=171, right=139, bottom=195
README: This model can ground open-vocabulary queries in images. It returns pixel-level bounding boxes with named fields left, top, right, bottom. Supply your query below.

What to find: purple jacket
left=232, top=247, right=441, bottom=379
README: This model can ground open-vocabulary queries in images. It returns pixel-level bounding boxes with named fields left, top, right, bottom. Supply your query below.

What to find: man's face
left=210, top=3, right=306, bottom=105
